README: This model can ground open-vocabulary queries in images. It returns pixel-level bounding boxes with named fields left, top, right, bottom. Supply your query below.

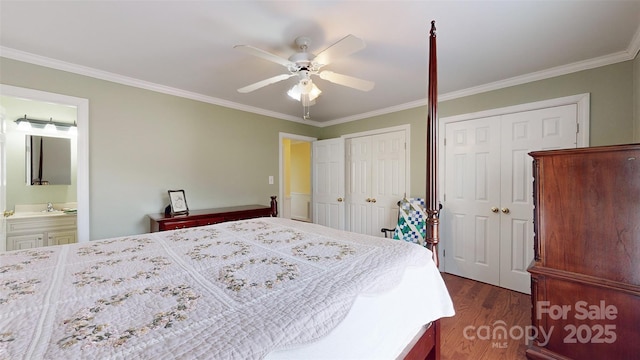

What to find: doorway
left=0, top=85, right=89, bottom=249
left=279, top=133, right=316, bottom=221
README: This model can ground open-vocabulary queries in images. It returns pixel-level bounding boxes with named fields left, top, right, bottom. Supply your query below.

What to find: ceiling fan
left=234, top=34, right=374, bottom=119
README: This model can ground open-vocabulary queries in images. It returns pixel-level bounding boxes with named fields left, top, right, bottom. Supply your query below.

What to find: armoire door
left=443, top=104, right=579, bottom=293
left=345, top=131, right=406, bottom=236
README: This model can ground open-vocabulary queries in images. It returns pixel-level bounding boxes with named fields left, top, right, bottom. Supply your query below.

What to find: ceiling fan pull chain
left=303, top=98, right=311, bottom=120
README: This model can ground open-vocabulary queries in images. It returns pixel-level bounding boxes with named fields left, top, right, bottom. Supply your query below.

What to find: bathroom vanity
left=6, top=203, right=77, bottom=251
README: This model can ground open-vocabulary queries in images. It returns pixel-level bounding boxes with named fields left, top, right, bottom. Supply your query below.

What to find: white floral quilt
left=0, top=217, right=452, bottom=359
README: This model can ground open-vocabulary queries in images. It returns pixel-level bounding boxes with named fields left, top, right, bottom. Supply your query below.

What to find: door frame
left=0, top=85, right=90, bottom=243
left=0, top=104, right=6, bottom=251
left=279, top=132, right=317, bottom=219
left=438, top=93, right=590, bottom=270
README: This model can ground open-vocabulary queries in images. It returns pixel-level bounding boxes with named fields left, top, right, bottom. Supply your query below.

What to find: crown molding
left=0, top=47, right=307, bottom=124
left=629, top=22, right=640, bottom=59
left=2, top=25, right=638, bottom=129
left=318, top=99, right=427, bottom=127
left=438, top=49, right=636, bottom=102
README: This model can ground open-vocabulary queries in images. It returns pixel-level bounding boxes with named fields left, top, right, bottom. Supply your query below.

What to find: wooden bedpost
left=425, top=21, right=441, bottom=267
left=270, top=196, right=278, bottom=217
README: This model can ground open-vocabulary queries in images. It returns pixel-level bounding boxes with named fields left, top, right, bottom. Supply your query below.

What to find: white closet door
left=346, top=136, right=371, bottom=235
left=346, top=131, right=406, bottom=236
left=499, top=104, right=578, bottom=293
left=443, top=116, right=502, bottom=286
left=312, top=138, right=345, bottom=230
left=443, top=104, right=578, bottom=294
left=369, top=132, right=406, bottom=236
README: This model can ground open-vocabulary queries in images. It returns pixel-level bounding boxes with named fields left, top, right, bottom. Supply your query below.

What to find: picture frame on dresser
left=168, top=189, right=189, bottom=215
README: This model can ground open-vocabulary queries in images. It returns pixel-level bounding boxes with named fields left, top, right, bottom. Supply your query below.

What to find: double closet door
left=312, top=130, right=407, bottom=236
left=345, top=131, right=406, bottom=236
left=442, top=104, right=579, bottom=294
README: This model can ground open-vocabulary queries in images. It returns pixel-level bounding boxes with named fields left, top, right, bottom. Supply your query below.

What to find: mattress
left=0, top=217, right=454, bottom=359
left=266, top=259, right=453, bottom=359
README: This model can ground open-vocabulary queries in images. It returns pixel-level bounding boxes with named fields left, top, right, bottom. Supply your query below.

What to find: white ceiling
left=1, top=1, right=639, bottom=126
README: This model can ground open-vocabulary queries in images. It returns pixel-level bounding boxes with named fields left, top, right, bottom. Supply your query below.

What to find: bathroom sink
left=11, top=203, right=78, bottom=218
left=11, top=210, right=70, bottom=218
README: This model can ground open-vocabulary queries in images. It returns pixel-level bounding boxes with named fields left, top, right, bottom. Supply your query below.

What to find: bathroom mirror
left=25, top=135, right=72, bottom=185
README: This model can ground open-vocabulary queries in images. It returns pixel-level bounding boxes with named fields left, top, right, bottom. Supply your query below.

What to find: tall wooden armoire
left=527, top=144, right=640, bottom=359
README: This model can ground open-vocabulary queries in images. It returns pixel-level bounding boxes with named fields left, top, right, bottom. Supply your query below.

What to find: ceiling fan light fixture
left=308, top=82, right=322, bottom=101
left=288, top=80, right=321, bottom=102
left=287, top=84, right=302, bottom=101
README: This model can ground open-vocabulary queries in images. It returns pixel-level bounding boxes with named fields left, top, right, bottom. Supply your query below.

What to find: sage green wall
left=1, top=56, right=636, bottom=238
left=320, top=60, right=637, bottom=198
left=0, top=57, right=317, bottom=240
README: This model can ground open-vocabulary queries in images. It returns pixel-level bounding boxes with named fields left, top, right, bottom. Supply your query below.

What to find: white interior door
left=499, top=104, right=578, bottom=293
left=312, top=138, right=345, bottom=230
left=443, top=116, right=502, bottom=286
left=443, top=104, right=579, bottom=293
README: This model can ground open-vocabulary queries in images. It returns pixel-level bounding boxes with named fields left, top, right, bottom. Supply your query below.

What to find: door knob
left=365, top=198, right=371, bottom=202
left=501, top=207, right=510, bottom=214
left=491, top=207, right=499, bottom=213
left=370, top=198, right=377, bottom=203
left=337, top=197, right=343, bottom=202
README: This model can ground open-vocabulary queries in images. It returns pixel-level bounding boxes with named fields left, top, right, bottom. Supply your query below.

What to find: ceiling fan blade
left=313, top=34, right=366, bottom=67
left=318, top=71, right=374, bottom=91
left=238, top=74, right=295, bottom=93
left=234, top=44, right=294, bottom=68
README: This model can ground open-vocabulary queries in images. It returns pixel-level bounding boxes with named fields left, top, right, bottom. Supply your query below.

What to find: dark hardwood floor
left=440, top=273, right=531, bottom=360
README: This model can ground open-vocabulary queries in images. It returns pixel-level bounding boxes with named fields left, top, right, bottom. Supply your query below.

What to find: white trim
left=0, top=84, right=90, bottom=243
left=304, top=42, right=638, bottom=126
left=3, top=33, right=636, bottom=127
left=628, top=23, right=640, bottom=59
left=317, top=100, right=426, bottom=127
left=441, top=93, right=589, bottom=135
left=0, top=105, right=6, bottom=252
left=0, top=47, right=304, bottom=124
left=278, top=132, right=317, bottom=219
left=340, top=124, right=410, bottom=139
left=439, top=52, right=633, bottom=102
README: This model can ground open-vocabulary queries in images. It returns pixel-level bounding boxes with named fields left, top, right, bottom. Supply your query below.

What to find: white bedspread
left=0, top=217, right=454, bottom=359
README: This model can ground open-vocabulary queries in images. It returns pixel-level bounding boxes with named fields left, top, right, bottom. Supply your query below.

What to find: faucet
left=47, top=202, right=54, bottom=212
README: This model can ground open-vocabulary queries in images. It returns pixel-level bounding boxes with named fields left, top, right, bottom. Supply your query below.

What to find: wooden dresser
left=149, top=204, right=275, bottom=232
left=527, top=144, right=640, bottom=359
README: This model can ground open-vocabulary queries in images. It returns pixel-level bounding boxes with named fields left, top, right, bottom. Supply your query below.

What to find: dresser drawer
left=161, top=219, right=201, bottom=230
left=197, top=217, right=225, bottom=226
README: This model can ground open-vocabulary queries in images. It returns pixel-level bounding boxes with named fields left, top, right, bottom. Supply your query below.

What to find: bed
left=1, top=21, right=450, bottom=360
left=1, top=217, right=453, bottom=359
